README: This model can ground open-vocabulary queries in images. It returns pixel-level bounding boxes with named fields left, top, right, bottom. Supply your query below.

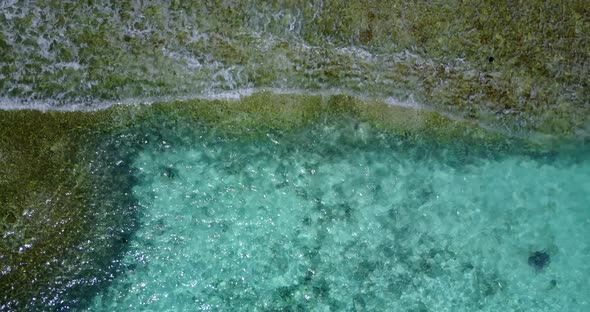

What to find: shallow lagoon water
left=83, top=119, right=590, bottom=312
left=1, top=1, right=589, bottom=310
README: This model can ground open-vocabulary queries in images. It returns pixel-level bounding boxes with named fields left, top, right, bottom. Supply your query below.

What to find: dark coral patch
left=528, top=250, right=551, bottom=271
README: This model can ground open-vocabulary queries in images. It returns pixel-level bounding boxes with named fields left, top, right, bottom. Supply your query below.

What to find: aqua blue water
left=85, top=122, right=590, bottom=311
left=1, top=1, right=589, bottom=310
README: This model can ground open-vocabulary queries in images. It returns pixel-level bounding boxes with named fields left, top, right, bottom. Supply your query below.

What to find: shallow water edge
left=0, top=93, right=587, bottom=310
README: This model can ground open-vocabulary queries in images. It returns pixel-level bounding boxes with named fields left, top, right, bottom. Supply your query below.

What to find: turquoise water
left=1, top=1, right=589, bottom=310
left=84, top=121, right=590, bottom=311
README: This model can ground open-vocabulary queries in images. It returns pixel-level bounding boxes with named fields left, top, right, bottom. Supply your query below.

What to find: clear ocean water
left=1, top=2, right=589, bottom=311
left=83, top=120, right=589, bottom=312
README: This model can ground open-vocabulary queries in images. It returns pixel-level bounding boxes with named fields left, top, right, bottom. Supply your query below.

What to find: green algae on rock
left=0, top=109, right=140, bottom=310
left=1, top=1, right=588, bottom=135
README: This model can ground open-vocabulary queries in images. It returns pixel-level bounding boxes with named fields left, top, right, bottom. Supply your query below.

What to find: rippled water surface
left=82, top=120, right=589, bottom=311
left=1, top=1, right=589, bottom=310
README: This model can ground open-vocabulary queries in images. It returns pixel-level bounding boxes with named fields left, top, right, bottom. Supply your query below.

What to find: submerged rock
left=528, top=250, right=551, bottom=271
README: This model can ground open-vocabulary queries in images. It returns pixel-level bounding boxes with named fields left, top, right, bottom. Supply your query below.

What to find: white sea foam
left=0, top=88, right=426, bottom=112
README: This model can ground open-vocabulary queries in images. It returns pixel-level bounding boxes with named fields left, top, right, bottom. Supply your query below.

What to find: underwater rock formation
left=528, top=250, right=551, bottom=271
